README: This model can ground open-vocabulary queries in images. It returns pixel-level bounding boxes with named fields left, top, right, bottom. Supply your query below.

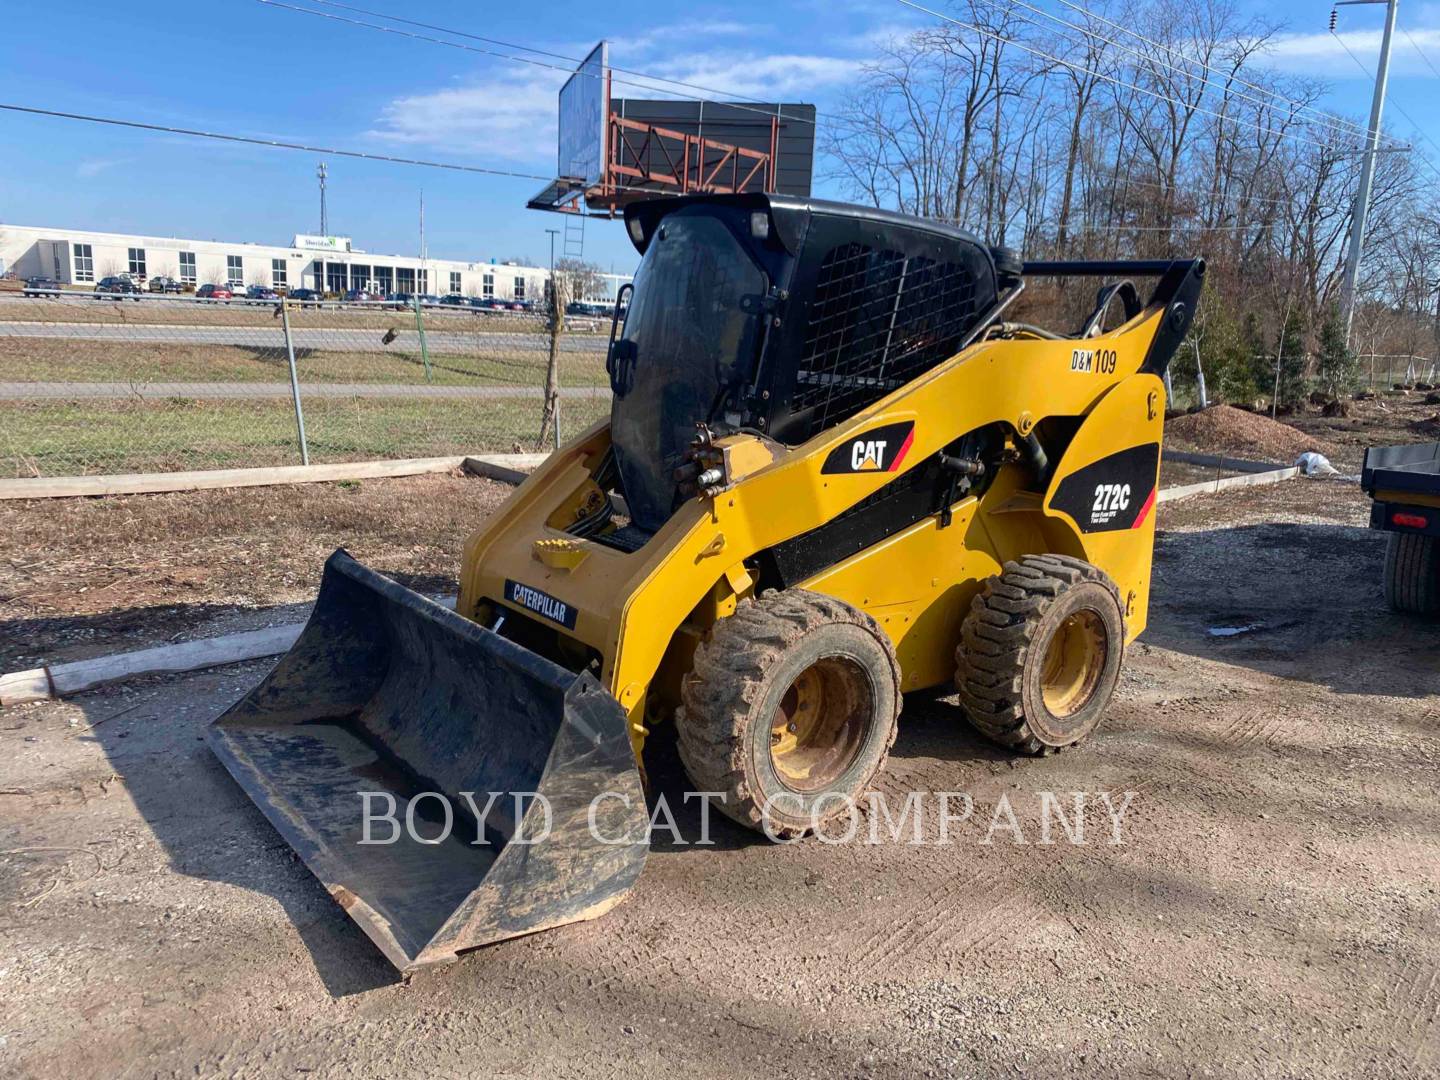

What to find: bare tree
left=538, top=258, right=604, bottom=449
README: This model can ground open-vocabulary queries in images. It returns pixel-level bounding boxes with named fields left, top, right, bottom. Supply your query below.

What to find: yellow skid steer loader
left=210, top=193, right=1203, bottom=972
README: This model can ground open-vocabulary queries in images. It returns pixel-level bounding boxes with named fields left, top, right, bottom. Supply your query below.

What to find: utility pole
left=1334, top=0, right=1399, bottom=344
left=317, top=162, right=328, bottom=236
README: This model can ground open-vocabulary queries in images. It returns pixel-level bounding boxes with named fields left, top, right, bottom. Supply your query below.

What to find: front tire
left=676, top=590, right=901, bottom=839
left=956, top=555, right=1124, bottom=755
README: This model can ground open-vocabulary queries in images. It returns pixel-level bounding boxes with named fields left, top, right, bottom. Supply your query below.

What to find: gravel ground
left=2, top=475, right=1437, bottom=1078
left=0, top=472, right=511, bottom=670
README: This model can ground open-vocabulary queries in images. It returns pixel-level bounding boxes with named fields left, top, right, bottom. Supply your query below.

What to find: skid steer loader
left=210, top=192, right=1203, bottom=972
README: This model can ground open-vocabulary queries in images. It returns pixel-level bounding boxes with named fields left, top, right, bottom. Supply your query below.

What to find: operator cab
left=606, top=193, right=1008, bottom=534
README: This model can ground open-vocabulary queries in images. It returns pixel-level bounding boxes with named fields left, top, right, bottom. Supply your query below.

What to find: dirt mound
left=1166, top=404, right=1333, bottom=463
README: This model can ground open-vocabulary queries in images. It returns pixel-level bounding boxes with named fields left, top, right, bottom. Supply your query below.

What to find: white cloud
left=1260, top=27, right=1440, bottom=77
left=366, top=68, right=564, bottom=168
left=75, top=158, right=128, bottom=178
left=364, top=19, right=877, bottom=164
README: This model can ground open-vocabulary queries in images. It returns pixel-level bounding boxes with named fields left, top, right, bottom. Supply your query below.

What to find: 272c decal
left=1049, top=443, right=1160, bottom=533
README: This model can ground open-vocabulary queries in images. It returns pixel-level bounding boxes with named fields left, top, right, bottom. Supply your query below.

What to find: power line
left=972, top=0, right=1388, bottom=148
left=299, top=0, right=827, bottom=129
left=1400, top=25, right=1440, bottom=81
left=1331, top=30, right=1440, bottom=181
left=1047, top=0, right=1387, bottom=143
left=0, top=102, right=554, bottom=180
left=897, top=0, right=1366, bottom=154
left=254, top=0, right=842, bottom=136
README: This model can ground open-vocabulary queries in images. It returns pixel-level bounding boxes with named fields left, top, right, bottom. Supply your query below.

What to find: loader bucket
left=207, top=549, right=649, bottom=973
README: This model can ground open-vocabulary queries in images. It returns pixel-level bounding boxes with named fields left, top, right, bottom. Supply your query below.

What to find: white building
left=0, top=223, right=629, bottom=305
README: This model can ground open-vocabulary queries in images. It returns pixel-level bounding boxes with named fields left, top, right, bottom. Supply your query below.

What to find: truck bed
left=1362, top=442, right=1440, bottom=498
left=1363, top=442, right=1440, bottom=534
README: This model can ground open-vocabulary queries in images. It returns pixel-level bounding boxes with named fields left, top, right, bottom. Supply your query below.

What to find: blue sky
left=2, top=0, right=1437, bottom=274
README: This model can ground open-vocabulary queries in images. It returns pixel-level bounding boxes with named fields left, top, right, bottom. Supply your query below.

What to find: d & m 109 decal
left=821, top=421, right=916, bottom=475
left=1070, top=347, right=1118, bottom=375
left=504, top=579, right=578, bottom=629
left=1049, top=442, right=1160, bottom=533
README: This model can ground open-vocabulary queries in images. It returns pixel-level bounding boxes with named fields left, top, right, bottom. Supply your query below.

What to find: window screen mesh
left=791, top=245, right=979, bottom=439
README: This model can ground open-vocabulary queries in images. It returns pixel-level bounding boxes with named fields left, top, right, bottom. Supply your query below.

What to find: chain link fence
left=0, top=286, right=613, bottom=477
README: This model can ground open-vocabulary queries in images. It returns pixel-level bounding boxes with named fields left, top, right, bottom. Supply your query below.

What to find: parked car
left=386, top=292, right=415, bottom=309
left=94, top=276, right=143, bottom=300
left=22, top=276, right=60, bottom=297
left=246, top=285, right=279, bottom=300
left=417, top=294, right=441, bottom=307
left=344, top=288, right=381, bottom=303
left=287, top=287, right=323, bottom=308
left=439, top=293, right=469, bottom=308
left=196, top=283, right=234, bottom=302
left=469, top=296, right=499, bottom=310
left=148, top=276, right=182, bottom=294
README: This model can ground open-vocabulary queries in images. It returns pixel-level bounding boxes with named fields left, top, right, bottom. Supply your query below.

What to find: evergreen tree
left=1316, top=303, right=1359, bottom=400
left=1271, top=308, right=1308, bottom=409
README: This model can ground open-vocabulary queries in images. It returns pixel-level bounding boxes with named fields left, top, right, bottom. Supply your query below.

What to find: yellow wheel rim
left=769, top=658, right=869, bottom=792
left=1040, top=609, right=1107, bottom=718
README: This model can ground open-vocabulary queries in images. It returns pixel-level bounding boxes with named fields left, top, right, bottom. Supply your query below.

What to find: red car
left=196, top=284, right=233, bottom=301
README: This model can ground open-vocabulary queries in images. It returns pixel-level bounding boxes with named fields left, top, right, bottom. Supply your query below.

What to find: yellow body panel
left=457, top=301, right=1173, bottom=763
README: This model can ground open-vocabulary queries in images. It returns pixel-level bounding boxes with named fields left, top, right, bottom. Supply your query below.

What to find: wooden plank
left=0, top=456, right=467, bottom=500
left=463, top=453, right=550, bottom=485
left=2, top=596, right=457, bottom=705
left=1158, top=466, right=1299, bottom=504
left=45, top=624, right=306, bottom=700
left=0, top=668, right=52, bottom=708
left=1162, top=449, right=1287, bottom=474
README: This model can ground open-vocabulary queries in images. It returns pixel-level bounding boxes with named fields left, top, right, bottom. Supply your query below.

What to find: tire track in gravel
left=1386, top=956, right=1440, bottom=1069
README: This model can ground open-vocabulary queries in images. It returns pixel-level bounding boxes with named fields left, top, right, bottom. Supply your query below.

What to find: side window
left=788, top=244, right=976, bottom=442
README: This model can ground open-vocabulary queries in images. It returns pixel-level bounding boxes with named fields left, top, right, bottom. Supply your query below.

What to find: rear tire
left=1384, top=532, right=1440, bottom=615
left=956, top=555, right=1124, bottom=755
left=676, top=590, right=901, bottom=839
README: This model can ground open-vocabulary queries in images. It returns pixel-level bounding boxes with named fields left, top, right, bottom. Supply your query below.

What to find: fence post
left=280, top=300, right=310, bottom=466
left=414, top=295, right=433, bottom=383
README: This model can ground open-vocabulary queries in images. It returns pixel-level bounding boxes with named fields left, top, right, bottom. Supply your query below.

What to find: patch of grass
left=1, top=395, right=612, bottom=476
left=0, top=337, right=610, bottom=387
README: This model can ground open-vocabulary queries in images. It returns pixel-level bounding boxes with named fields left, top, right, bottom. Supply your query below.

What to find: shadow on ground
left=1147, top=522, right=1440, bottom=697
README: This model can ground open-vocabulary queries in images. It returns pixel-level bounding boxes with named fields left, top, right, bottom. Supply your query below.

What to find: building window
left=128, top=247, right=146, bottom=277
left=375, top=266, right=394, bottom=294
left=483, top=273, right=494, bottom=298
left=396, top=267, right=415, bottom=292
left=178, top=251, right=196, bottom=284
left=74, top=243, right=94, bottom=283
left=272, top=259, right=287, bottom=287
left=227, top=255, right=243, bottom=286
left=417, top=270, right=428, bottom=294
left=449, top=271, right=462, bottom=294
left=325, top=262, right=347, bottom=294
left=514, top=276, right=526, bottom=300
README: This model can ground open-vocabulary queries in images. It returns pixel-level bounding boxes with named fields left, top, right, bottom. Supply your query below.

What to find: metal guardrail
left=0, top=289, right=611, bottom=477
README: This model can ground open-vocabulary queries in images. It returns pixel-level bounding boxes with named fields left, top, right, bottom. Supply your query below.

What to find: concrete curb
left=0, top=462, right=1300, bottom=707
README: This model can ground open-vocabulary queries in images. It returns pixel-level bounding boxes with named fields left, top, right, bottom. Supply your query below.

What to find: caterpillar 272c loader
left=210, top=193, right=1203, bottom=972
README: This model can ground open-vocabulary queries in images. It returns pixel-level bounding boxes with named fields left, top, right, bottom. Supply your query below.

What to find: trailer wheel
left=677, top=590, right=901, bottom=840
left=956, top=555, right=1124, bottom=755
left=1384, top=532, right=1440, bottom=615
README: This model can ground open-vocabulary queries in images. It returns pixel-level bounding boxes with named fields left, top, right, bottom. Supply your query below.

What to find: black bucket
left=208, top=550, right=649, bottom=972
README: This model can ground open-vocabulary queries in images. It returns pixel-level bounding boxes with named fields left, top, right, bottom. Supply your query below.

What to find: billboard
left=557, top=42, right=608, bottom=186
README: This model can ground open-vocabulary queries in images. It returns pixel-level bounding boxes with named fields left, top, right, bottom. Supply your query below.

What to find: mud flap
left=208, top=549, right=649, bottom=972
